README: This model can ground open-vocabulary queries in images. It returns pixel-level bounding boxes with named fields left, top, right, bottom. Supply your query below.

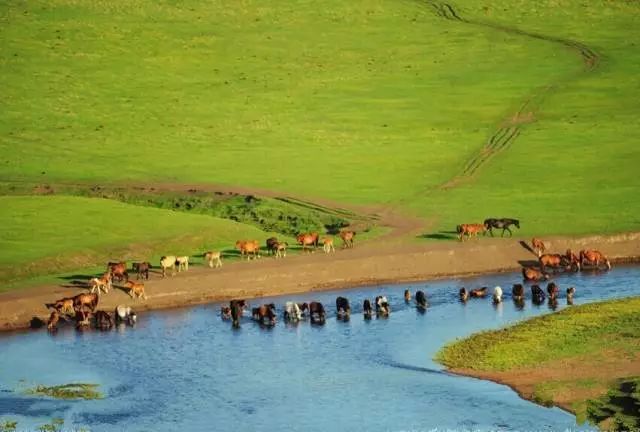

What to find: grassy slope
left=0, top=196, right=279, bottom=286
left=436, top=297, right=640, bottom=424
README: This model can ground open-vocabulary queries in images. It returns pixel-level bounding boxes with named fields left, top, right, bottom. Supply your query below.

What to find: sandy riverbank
left=1, top=232, right=638, bottom=332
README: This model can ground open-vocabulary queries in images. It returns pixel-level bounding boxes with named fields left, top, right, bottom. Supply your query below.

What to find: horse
left=94, top=310, right=114, bottom=330
left=579, top=249, right=611, bottom=270
left=274, top=242, right=288, bottom=258
left=531, top=285, right=546, bottom=304
left=124, top=281, right=147, bottom=300
left=131, top=262, right=152, bottom=280
left=46, top=297, right=75, bottom=316
left=115, top=305, right=137, bottom=325
left=176, top=256, right=189, bottom=272
left=522, top=267, right=549, bottom=282
left=404, top=289, right=411, bottom=303
left=309, top=302, right=326, bottom=324
left=512, top=284, right=525, bottom=301
left=322, top=238, right=335, bottom=253
left=566, top=287, right=576, bottom=305
left=204, top=251, right=222, bottom=268
left=230, top=300, right=244, bottom=327
left=266, top=237, right=279, bottom=255
left=566, top=249, right=581, bottom=271
left=539, top=253, right=570, bottom=273
left=492, top=286, right=503, bottom=304
left=236, top=240, right=260, bottom=260
left=415, top=290, right=427, bottom=309
left=220, top=306, right=232, bottom=320
left=470, top=287, right=488, bottom=298
left=375, top=296, right=390, bottom=316
left=89, top=274, right=111, bottom=295
left=459, top=288, right=469, bottom=302
left=483, top=218, right=520, bottom=237
left=336, top=296, right=351, bottom=320
left=363, top=299, right=373, bottom=319
left=252, top=304, right=276, bottom=326
left=457, top=224, right=486, bottom=241
left=47, top=311, right=60, bottom=331
left=531, top=238, right=546, bottom=257
left=284, top=302, right=303, bottom=322
left=73, top=292, right=99, bottom=313
left=160, top=256, right=177, bottom=277
left=339, top=230, right=356, bottom=249
left=107, top=261, right=128, bottom=282
left=546, top=282, right=559, bottom=300
left=298, top=233, right=319, bottom=253
left=74, top=308, right=91, bottom=328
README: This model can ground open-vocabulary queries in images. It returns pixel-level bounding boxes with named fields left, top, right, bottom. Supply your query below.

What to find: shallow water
left=1, top=266, right=639, bottom=431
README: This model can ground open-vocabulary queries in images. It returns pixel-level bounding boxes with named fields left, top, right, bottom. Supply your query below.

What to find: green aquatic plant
left=0, top=420, right=17, bottom=432
left=37, top=418, right=64, bottom=432
left=26, top=383, right=103, bottom=400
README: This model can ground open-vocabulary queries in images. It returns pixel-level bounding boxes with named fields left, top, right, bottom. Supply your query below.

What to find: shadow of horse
left=519, top=240, right=538, bottom=256
left=418, top=230, right=458, bottom=241
left=518, top=259, right=540, bottom=268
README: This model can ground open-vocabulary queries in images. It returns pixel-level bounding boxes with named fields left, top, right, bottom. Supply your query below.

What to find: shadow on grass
left=418, top=230, right=458, bottom=241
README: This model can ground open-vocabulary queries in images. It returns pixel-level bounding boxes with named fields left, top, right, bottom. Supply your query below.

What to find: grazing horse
left=531, top=238, right=546, bottom=257
left=363, top=299, right=373, bottom=319
left=546, top=282, right=559, bottom=300
left=579, top=249, right=611, bottom=270
left=484, top=218, right=520, bottom=237
left=252, top=304, right=276, bottom=325
left=274, top=242, right=288, bottom=258
left=336, top=296, right=351, bottom=320
left=531, top=285, right=546, bottom=304
left=322, top=238, right=335, bottom=253
left=339, top=230, right=356, bottom=249
left=284, top=302, right=303, bottom=322
left=415, top=290, right=427, bottom=309
left=522, top=267, right=549, bottom=282
left=107, top=261, right=128, bottom=282
left=404, top=290, right=411, bottom=303
left=94, top=310, right=114, bottom=330
left=236, top=240, right=260, bottom=260
left=375, top=296, right=390, bottom=316
left=115, top=305, right=137, bottom=325
left=229, top=300, right=245, bottom=327
left=46, top=297, right=75, bottom=316
left=176, top=256, right=189, bottom=272
left=492, top=286, right=503, bottom=304
left=132, top=262, right=152, bottom=280
left=459, top=288, right=469, bottom=302
left=457, top=224, right=486, bottom=241
left=309, top=302, right=326, bottom=324
left=73, top=292, right=99, bottom=313
left=47, top=311, right=60, bottom=331
left=204, top=251, right=223, bottom=268
left=298, top=233, right=319, bottom=253
left=160, top=256, right=177, bottom=277
left=470, top=287, right=488, bottom=298
left=539, top=253, right=569, bottom=273
left=124, top=281, right=147, bottom=300
left=512, top=284, right=525, bottom=301
left=266, top=237, right=279, bottom=255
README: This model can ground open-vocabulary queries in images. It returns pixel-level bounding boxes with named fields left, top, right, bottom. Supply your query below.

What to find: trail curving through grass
left=423, top=1, right=600, bottom=189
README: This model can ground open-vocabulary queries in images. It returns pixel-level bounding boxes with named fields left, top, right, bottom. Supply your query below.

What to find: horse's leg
left=489, top=227, right=494, bottom=237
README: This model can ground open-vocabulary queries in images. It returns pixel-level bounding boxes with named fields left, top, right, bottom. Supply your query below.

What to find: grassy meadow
left=1, top=0, right=639, bottom=284
left=436, top=297, right=640, bottom=425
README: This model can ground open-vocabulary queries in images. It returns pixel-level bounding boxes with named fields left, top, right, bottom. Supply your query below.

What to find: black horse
left=531, top=285, right=546, bottom=305
left=483, top=218, right=520, bottom=237
left=309, top=302, right=326, bottom=324
left=415, top=290, right=427, bottom=309
left=363, top=299, right=373, bottom=319
left=336, top=297, right=351, bottom=320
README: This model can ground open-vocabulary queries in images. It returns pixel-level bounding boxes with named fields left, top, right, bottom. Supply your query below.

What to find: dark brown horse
left=230, top=300, right=244, bottom=327
left=252, top=304, right=276, bottom=325
left=132, top=262, right=151, bottom=280
left=363, top=299, right=373, bottom=319
left=107, top=261, right=128, bottom=282
left=546, top=282, right=559, bottom=300
left=469, top=287, right=488, bottom=298
left=73, top=292, right=99, bottom=313
left=94, top=310, right=114, bottom=330
left=309, top=302, right=326, bottom=324
left=415, top=290, right=427, bottom=309
left=512, top=284, right=525, bottom=301
left=531, top=285, right=546, bottom=304
left=336, top=297, right=351, bottom=320
left=265, top=237, right=279, bottom=255
left=483, top=218, right=520, bottom=237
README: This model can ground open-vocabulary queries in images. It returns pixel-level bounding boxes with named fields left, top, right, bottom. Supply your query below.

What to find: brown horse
left=73, top=292, right=99, bottom=312
left=531, top=238, right=546, bottom=257
left=229, top=300, right=245, bottom=327
left=308, top=302, right=326, bottom=324
left=322, top=237, right=335, bottom=253
left=124, top=281, right=147, bottom=300
left=469, top=287, right=488, bottom=298
left=236, top=240, right=260, bottom=260
left=107, top=261, right=128, bottom=282
left=298, top=233, right=319, bottom=252
left=457, top=224, right=486, bottom=241
left=47, top=311, right=60, bottom=331
left=404, top=290, right=411, bottom=303
left=265, top=237, right=279, bottom=255
left=252, top=303, right=276, bottom=325
left=94, top=310, right=114, bottom=330
left=512, top=284, right=525, bottom=301
left=522, top=267, right=549, bottom=282
left=132, top=262, right=152, bottom=280
left=539, top=254, right=569, bottom=272
left=339, top=230, right=356, bottom=249
left=579, top=249, right=611, bottom=270
left=546, top=282, right=559, bottom=300
left=46, top=297, right=75, bottom=316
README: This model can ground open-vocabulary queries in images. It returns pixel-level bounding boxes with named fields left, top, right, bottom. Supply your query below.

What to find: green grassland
left=1, top=0, right=639, bottom=284
left=436, top=297, right=640, bottom=426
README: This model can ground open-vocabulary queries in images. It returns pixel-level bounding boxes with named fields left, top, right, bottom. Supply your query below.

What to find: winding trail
left=423, top=1, right=600, bottom=189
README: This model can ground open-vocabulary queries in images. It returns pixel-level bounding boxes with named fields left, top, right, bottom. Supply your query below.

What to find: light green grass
left=0, top=195, right=277, bottom=285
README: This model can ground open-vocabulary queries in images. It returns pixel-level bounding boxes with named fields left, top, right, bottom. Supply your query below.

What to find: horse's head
left=514, top=219, right=521, bottom=229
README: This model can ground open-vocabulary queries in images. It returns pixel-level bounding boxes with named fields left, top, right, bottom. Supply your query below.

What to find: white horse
left=284, top=301, right=302, bottom=322
left=204, top=251, right=222, bottom=268
left=160, top=256, right=176, bottom=277
left=176, top=256, right=189, bottom=272
left=115, top=305, right=137, bottom=325
left=493, top=286, right=503, bottom=304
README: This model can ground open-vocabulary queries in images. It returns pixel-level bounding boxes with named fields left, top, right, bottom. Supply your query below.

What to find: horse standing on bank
left=483, top=218, right=520, bottom=237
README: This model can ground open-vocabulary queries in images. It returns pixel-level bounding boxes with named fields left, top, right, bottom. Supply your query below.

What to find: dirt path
left=2, top=231, right=638, bottom=332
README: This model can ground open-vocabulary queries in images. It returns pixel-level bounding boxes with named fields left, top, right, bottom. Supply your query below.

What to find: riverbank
left=437, top=296, right=640, bottom=427
left=1, top=231, right=639, bottom=332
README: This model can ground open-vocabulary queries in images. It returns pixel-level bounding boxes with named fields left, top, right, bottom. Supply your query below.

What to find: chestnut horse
left=132, top=262, right=152, bottom=280
left=579, top=249, right=611, bottom=270
left=470, top=287, right=488, bottom=298
left=236, top=240, right=260, bottom=260
left=539, top=253, right=568, bottom=272
left=522, top=267, right=549, bottom=282
left=339, top=230, right=356, bottom=249
left=297, top=233, right=319, bottom=252
left=457, top=224, right=486, bottom=241
left=73, top=292, right=99, bottom=313
left=107, top=261, right=128, bottom=282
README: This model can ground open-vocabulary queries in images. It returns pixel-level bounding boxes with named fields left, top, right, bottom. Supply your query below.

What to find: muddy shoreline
left=1, top=232, right=639, bottom=334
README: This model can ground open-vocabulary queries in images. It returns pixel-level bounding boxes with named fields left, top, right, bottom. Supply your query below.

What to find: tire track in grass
left=421, top=1, right=600, bottom=189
